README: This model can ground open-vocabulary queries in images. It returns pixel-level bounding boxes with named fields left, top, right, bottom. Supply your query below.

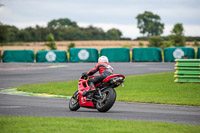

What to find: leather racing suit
left=86, top=62, right=114, bottom=89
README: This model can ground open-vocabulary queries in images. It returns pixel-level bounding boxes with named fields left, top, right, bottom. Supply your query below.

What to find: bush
left=138, top=42, right=144, bottom=47
left=160, top=41, right=172, bottom=50
left=169, top=34, right=185, bottom=47
left=148, top=36, right=163, bottom=47
left=45, top=33, right=56, bottom=50
left=192, top=40, right=200, bottom=47
left=68, top=42, right=75, bottom=51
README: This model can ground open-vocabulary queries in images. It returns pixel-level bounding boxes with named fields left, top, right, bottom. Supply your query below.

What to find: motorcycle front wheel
left=69, top=91, right=80, bottom=111
left=96, top=88, right=116, bottom=112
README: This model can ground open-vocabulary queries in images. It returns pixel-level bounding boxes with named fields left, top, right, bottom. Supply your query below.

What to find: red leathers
left=87, top=62, right=114, bottom=76
left=86, top=62, right=114, bottom=90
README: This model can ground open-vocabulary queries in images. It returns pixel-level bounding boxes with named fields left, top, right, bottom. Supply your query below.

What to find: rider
left=82, top=56, right=114, bottom=95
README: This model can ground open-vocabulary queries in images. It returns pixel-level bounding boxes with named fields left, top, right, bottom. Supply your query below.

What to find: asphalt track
left=0, top=63, right=200, bottom=125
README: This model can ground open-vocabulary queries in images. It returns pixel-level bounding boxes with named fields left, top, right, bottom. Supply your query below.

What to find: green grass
left=15, top=72, right=200, bottom=106
left=117, top=72, right=200, bottom=105
left=1, top=116, right=200, bottom=133
left=16, top=80, right=78, bottom=96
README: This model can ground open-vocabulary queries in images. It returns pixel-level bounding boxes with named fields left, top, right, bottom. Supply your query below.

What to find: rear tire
left=69, top=91, right=80, bottom=111
left=96, top=88, right=116, bottom=112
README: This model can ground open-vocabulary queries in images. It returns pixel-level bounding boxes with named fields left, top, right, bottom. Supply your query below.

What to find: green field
left=15, top=72, right=200, bottom=106
left=1, top=116, right=200, bottom=133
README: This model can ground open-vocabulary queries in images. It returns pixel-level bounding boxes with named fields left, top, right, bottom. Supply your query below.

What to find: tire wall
left=3, top=50, right=34, bottom=62
left=164, top=47, right=195, bottom=62
left=132, top=47, right=162, bottom=62
left=69, top=48, right=98, bottom=62
left=36, top=50, right=68, bottom=63
left=100, top=48, right=130, bottom=62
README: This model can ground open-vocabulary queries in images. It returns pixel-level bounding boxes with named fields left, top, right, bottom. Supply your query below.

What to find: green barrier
left=175, top=78, right=200, bottom=83
left=175, top=70, right=200, bottom=74
left=174, top=59, right=200, bottom=83
left=175, top=63, right=200, bottom=67
left=100, top=48, right=130, bottom=62
left=174, top=67, right=200, bottom=70
left=2, top=50, right=34, bottom=62
left=36, top=50, right=67, bottom=63
left=164, top=47, right=195, bottom=62
left=198, top=47, right=200, bottom=59
left=174, top=59, right=200, bottom=63
left=70, top=48, right=98, bottom=62
left=174, top=75, right=200, bottom=78
left=132, top=47, right=162, bottom=62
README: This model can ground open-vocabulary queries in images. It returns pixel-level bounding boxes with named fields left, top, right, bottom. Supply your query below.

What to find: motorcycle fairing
left=78, top=79, right=95, bottom=108
left=102, top=74, right=125, bottom=82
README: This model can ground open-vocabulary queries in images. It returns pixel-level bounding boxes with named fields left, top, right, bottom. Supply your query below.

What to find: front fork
left=72, top=91, right=79, bottom=99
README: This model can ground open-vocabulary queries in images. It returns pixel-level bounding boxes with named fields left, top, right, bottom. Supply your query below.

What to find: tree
left=1, top=18, right=128, bottom=42
left=169, top=23, right=185, bottom=46
left=35, top=25, right=50, bottom=41
left=24, top=27, right=37, bottom=41
left=7, top=25, right=19, bottom=42
left=171, top=23, right=184, bottom=35
left=136, top=11, right=164, bottom=36
left=17, top=30, right=32, bottom=42
left=82, top=25, right=106, bottom=40
left=106, top=28, right=122, bottom=40
left=45, top=33, right=56, bottom=50
left=0, top=22, right=8, bottom=45
left=47, top=18, right=78, bottom=29
left=62, top=26, right=86, bottom=40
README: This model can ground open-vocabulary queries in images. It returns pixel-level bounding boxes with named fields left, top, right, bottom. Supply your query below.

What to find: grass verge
left=1, top=116, right=200, bottom=133
left=15, top=72, right=200, bottom=106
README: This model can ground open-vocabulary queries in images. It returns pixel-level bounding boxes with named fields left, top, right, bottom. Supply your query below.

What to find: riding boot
left=88, top=82, right=96, bottom=90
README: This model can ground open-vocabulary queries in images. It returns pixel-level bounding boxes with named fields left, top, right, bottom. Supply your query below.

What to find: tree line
left=0, top=18, right=130, bottom=44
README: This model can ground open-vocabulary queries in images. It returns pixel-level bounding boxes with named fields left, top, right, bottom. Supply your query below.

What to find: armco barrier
left=132, top=47, right=162, bottom=62
left=2, top=50, right=34, bottom=62
left=100, top=48, right=130, bottom=62
left=164, top=47, right=195, bottom=62
left=198, top=47, right=200, bottom=59
left=36, top=50, right=67, bottom=63
left=70, top=48, right=98, bottom=62
left=174, top=59, right=200, bottom=83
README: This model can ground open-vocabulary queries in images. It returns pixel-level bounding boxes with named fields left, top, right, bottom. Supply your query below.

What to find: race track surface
left=1, top=63, right=200, bottom=125
left=0, top=62, right=174, bottom=89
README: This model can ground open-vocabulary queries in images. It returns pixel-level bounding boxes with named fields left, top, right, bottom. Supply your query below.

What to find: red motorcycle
left=69, top=73, right=125, bottom=112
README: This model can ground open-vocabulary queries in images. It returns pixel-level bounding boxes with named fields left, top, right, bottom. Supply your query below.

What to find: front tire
left=96, top=88, right=116, bottom=112
left=69, top=91, right=80, bottom=111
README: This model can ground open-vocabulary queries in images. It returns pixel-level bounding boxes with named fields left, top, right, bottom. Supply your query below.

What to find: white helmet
left=98, top=56, right=109, bottom=63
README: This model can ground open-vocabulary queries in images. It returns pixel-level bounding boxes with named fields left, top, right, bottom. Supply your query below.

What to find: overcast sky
left=0, top=0, right=200, bottom=39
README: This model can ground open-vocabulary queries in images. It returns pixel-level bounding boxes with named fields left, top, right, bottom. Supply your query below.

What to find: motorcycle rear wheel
left=69, top=91, right=80, bottom=111
left=96, top=88, right=116, bottom=112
